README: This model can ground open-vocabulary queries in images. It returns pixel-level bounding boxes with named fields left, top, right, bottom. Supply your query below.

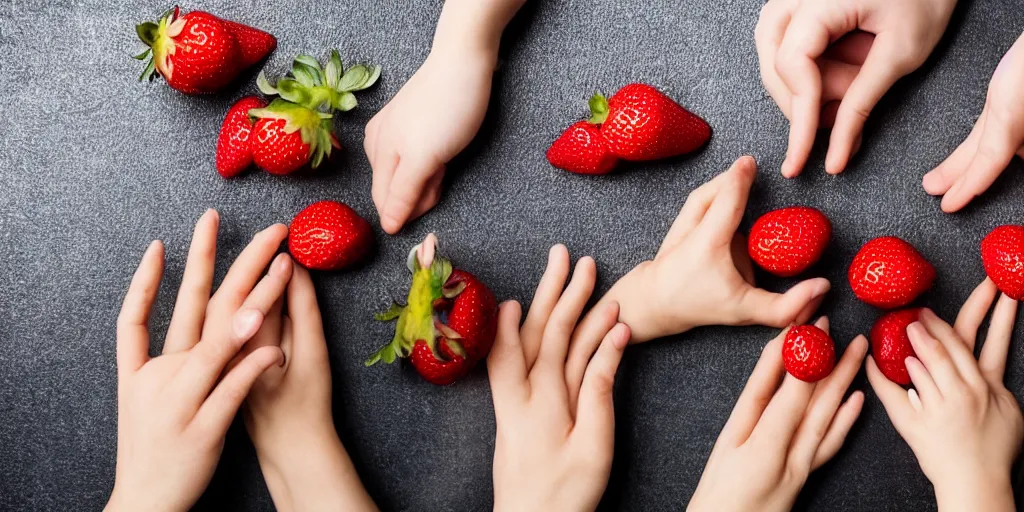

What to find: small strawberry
left=216, top=96, right=267, bottom=178
left=981, top=225, right=1024, bottom=300
left=134, top=7, right=275, bottom=94
left=848, top=237, right=935, bottom=309
left=547, top=121, right=618, bottom=175
left=782, top=325, right=835, bottom=383
left=591, top=83, right=711, bottom=161
left=367, top=234, right=499, bottom=385
left=748, top=206, right=832, bottom=277
left=288, top=201, right=373, bottom=271
left=870, top=309, right=920, bottom=385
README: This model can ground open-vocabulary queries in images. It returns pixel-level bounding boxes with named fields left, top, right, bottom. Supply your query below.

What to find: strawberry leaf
left=135, top=22, right=159, bottom=46
left=132, top=49, right=151, bottom=60
left=375, top=303, right=405, bottom=321
left=588, top=93, right=609, bottom=124
left=334, top=92, right=357, bottom=112
left=325, top=50, right=343, bottom=89
left=292, top=66, right=316, bottom=88
left=256, top=71, right=278, bottom=95
left=276, top=79, right=311, bottom=106
left=441, top=281, right=466, bottom=299
left=337, top=65, right=368, bottom=92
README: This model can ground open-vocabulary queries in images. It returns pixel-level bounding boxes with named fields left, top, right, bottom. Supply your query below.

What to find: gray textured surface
left=1, top=0, right=1023, bottom=510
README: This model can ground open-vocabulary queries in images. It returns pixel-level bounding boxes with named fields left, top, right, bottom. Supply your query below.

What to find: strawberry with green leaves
left=367, top=234, right=498, bottom=385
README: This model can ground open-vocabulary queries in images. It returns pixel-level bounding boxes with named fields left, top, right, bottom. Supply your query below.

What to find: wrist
left=933, top=469, right=1014, bottom=512
left=431, top=0, right=523, bottom=60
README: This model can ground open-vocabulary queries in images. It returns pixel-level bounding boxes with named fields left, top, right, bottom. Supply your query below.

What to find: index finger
left=116, top=241, right=164, bottom=375
left=693, top=156, right=757, bottom=247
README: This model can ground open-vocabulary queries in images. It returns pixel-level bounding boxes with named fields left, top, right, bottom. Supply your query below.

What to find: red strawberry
left=250, top=101, right=339, bottom=175
left=591, top=83, right=711, bottom=161
left=547, top=121, right=618, bottom=175
left=981, top=225, right=1024, bottom=300
left=782, top=325, right=836, bottom=383
left=870, top=309, right=920, bottom=385
left=288, top=201, right=373, bottom=271
left=216, top=96, right=267, bottom=178
left=367, top=234, right=499, bottom=385
left=748, top=206, right=832, bottom=277
left=135, top=7, right=275, bottom=94
left=848, top=237, right=935, bottom=309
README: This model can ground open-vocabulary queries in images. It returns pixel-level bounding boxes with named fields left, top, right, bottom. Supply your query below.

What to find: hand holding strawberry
left=866, top=279, right=1022, bottom=512
left=489, top=246, right=630, bottom=512
left=689, top=318, right=867, bottom=512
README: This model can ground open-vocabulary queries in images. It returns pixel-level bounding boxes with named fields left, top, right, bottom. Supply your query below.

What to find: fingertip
left=232, top=308, right=264, bottom=341
left=814, top=315, right=830, bottom=332
left=272, top=253, right=292, bottom=275
left=611, top=323, right=631, bottom=349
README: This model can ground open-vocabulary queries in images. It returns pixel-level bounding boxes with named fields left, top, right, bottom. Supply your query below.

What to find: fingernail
left=274, top=254, right=291, bottom=274
left=233, top=309, right=263, bottom=340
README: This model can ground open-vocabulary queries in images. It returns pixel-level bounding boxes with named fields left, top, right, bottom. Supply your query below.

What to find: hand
left=756, top=0, right=956, bottom=176
left=106, top=210, right=291, bottom=511
left=688, top=318, right=868, bottom=512
left=867, top=279, right=1022, bottom=511
left=489, top=246, right=630, bottom=512
left=243, top=264, right=377, bottom=512
left=922, top=32, right=1024, bottom=212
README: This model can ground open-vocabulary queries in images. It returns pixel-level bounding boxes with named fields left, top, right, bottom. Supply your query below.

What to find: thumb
left=735, top=278, right=831, bottom=327
left=940, top=115, right=1019, bottom=213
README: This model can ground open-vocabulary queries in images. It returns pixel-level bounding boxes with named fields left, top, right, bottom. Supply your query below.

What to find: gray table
left=2, top=0, right=1023, bottom=510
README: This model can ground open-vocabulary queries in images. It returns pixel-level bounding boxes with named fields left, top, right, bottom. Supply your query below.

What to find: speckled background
left=1, top=0, right=1023, bottom=510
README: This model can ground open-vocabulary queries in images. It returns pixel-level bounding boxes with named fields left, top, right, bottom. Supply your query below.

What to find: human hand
left=922, top=32, right=1024, bottom=212
left=688, top=318, right=867, bottom=512
left=489, top=246, right=630, bottom=512
left=243, top=264, right=377, bottom=512
left=756, top=0, right=956, bottom=176
left=866, top=279, right=1022, bottom=511
left=106, top=210, right=290, bottom=511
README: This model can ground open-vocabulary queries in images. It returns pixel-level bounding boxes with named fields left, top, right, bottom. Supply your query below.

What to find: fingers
left=790, top=335, right=868, bottom=469
left=371, top=150, right=399, bottom=218
left=865, top=356, right=914, bottom=431
left=954, top=278, right=999, bottom=351
left=693, top=156, right=757, bottom=246
left=809, top=390, right=864, bottom=470
left=565, top=301, right=621, bottom=412
left=286, top=264, right=326, bottom=355
left=488, top=301, right=529, bottom=411
left=917, top=309, right=985, bottom=387
left=754, top=0, right=795, bottom=118
left=191, top=345, right=284, bottom=436
left=380, top=155, right=441, bottom=234
left=658, top=167, right=732, bottom=257
left=572, top=323, right=630, bottom=444
left=165, top=209, right=219, bottom=353
left=212, top=224, right=289, bottom=310
left=719, top=331, right=787, bottom=446
left=735, top=278, right=831, bottom=327
left=532, top=257, right=597, bottom=385
left=520, top=245, right=572, bottom=369
left=979, top=293, right=1019, bottom=384
left=116, top=241, right=164, bottom=375
left=239, top=254, right=293, bottom=320
left=906, top=321, right=964, bottom=396
left=409, top=170, right=445, bottom=222
left=826, top=35, right=916, bottom=174
left=939, top=113, right=1019, bottom=213
left=922, top=113, right=985, bottom=196
left=904, top=356, right=940, bottom=405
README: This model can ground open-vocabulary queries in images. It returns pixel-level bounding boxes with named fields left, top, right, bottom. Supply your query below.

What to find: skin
left=688, top=317, right=867, bottom=512
left=922, top=32, right=1024, bottom=212
left=106, top=211, right=291, bottom=511
left=756, top=0, right=956, bottom=177
left=364, top=0, right=528, bottom=234
left=867, top=279, right=1022, bottom=511
left=243, top=264, right=378, bottom=512
left=489, top=248, right=630, bottom=512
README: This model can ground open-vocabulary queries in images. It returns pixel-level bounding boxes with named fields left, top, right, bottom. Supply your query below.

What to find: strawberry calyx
left=249, top=99, right=339, bottom=168
left=258, top=50, right=381, bottom=114
left=366, top=234, right=469, bottom=366
left=134, top=6, right=187, bottom=82
left=587, top=93, right=610, bottom=124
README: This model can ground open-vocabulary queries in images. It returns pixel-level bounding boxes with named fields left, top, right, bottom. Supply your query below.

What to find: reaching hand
left=867, top=279, right=1022, bottom=511
left=756, top=0, right=956, bottom=176
left=489, top=246, right=630, bottom=512
left=923, top=32, right=1024, bottom=212
left=106, top=211, right=290, bottom=511
left=688, top=318, right=867, bottom=512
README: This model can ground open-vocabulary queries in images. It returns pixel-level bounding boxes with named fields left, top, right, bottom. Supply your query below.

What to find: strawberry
left=782, top=325, right=835, bottom=383
left=547, top=121, right=618, bottom=175
left=748, top=206, right=832, bottom=277
left=288, top=201, right=373, bottom=271
left=216, top=96, right=267, bottom=178
left=134, top=7, right=275, bottom=94
left=591, top=83, right=711, bottom=161
left=981, top=225, right=1024, bottom=300
left=870, top=309, right=920, bottom=385
left=367, top=234, right=499, bottom=385
left=848, top=237, right=935, bottom=309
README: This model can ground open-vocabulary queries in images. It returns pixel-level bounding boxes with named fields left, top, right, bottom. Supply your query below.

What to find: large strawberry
left=288, top=201, right=373, bottom=271
left=748, top=206, right=831, bottom=277
left=870, top=309, right=920, bottom=385
left=849, top=237, right=935, bottom=309
left=782, top=324, right=835, bottom=383
left=591, top=83, right=711, bottom=161
left=981, top=225, right=1024, bottom=300
left=547, top=121, right=618, bottom=175
left=367, top=234, right=498, bottom=385
left=216, top=96, right=267, bottom=178
left=135, top=7, right=275, bottom=94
